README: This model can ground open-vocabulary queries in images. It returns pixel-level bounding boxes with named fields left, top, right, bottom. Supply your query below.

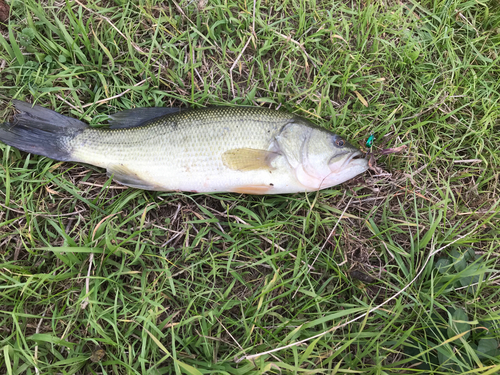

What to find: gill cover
left=275, top=121, right=329, bottom=189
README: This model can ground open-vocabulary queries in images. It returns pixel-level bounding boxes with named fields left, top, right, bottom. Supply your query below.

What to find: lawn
left=0, top=0, right=499, bottom=374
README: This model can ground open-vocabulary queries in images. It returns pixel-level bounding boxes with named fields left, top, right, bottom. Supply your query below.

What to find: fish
left=0, top=100, right=368, bottom=194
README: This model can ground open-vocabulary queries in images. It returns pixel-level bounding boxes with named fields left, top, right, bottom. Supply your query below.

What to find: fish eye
left=335, top=138, right=345, bottom=148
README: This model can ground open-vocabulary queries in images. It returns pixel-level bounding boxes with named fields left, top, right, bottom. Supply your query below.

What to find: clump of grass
left=1, top=0, right=499, bottom=374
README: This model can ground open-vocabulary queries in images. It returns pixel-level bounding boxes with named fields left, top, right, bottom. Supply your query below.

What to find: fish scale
left=0, top=102, right=368, bottom=194
left=70, top=107, right=293, bottom=192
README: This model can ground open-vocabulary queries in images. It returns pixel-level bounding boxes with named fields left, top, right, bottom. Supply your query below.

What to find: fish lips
left=329, top=151, right=368, bottom=173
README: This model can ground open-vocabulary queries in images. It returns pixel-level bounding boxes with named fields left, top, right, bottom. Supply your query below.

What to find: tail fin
left=0, top=100, right=88, bottom=161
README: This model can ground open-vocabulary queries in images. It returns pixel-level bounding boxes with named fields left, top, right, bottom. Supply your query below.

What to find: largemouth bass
left=0, top=101, right=368, bottom=194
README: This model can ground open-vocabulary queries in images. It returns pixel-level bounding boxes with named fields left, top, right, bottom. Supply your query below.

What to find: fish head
left=277, top=120, right=368, bottom=190
left=325, top=134, right=368, bottom=186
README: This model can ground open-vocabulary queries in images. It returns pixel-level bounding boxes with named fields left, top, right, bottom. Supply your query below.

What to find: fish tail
left=0, top=100, right=88, bottom=161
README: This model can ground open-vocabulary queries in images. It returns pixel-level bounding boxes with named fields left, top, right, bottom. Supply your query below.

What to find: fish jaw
left=292, top=151, right=368, bottom=191
left=325, top=151, right=368, bottom=187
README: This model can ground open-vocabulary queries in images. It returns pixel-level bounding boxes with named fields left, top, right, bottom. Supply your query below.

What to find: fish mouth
left=329, top=151, right=367, bottom=173
left=341, top=151, right=367, bottom=169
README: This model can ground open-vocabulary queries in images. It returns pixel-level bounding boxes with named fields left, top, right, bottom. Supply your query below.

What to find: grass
left=0, top=0, right=499, bottom=373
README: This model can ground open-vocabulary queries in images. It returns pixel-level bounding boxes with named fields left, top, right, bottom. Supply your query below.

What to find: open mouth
left=342, top=151, right=365, bottom=168
left=329, top=151, right=368, bottom=173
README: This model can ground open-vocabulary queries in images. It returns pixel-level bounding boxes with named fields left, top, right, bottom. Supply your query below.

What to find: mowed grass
left=0, top=0, right=499, bottom=373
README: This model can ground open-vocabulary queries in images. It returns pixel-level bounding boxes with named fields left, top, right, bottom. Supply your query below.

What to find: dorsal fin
left=108, top=107, right=183, bottom=129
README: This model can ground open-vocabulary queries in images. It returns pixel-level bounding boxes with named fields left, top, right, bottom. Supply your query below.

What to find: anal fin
left=107, top=164, right=163, bottom=191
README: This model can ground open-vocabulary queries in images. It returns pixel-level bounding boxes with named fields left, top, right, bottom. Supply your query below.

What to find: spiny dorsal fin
left=221, top=148, right=280, bottom=171
left=108, top=107, right=183, bottom=129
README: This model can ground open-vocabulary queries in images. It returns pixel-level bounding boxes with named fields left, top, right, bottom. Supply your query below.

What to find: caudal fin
left=0, top=100, right=88, bottom=161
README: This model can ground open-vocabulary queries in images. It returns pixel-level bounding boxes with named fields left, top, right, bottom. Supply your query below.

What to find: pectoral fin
left=107, top=164, right=163, bottom=191
left=222, top=148, right=279, bottom=171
